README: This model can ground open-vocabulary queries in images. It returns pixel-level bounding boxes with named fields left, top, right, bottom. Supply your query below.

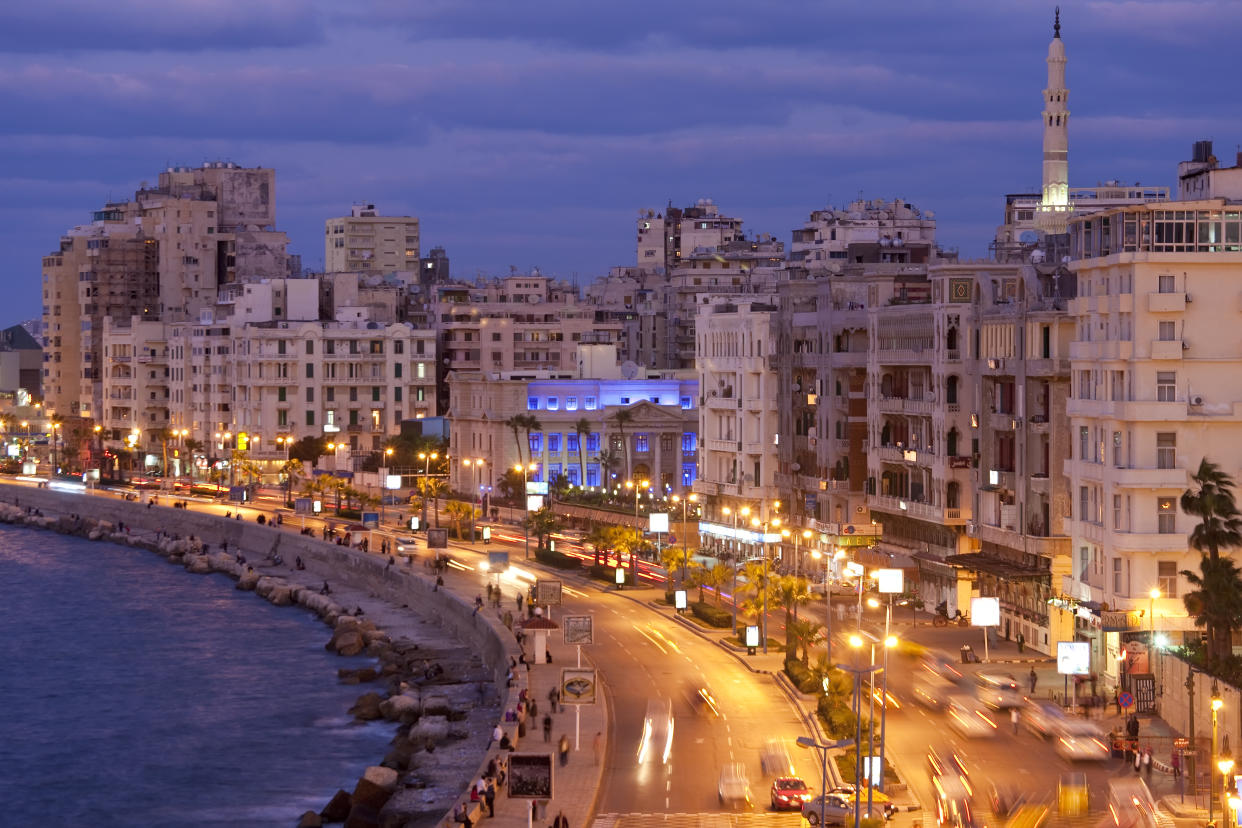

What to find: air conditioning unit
left=1185, top=293, right=1193, bottom=303
left=1182, top=341, right=1191, bottom=350
left=966, top=522, right=978, bottom=536
left=1191, top=395, right=1205, bottom=406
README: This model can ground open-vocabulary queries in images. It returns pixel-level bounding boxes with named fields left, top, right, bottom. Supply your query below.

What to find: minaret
left=1039, top=6, right=1070, bottom=231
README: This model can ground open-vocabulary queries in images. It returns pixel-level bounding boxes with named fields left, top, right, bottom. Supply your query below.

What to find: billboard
left=535, top=579, right=563, bottom=606
left=562, top=615, right=594, bottom=645
left=507, top=753, right=553, bottom=799
left=560, top=668, right=597, bottom=705
left=426, top=528, right=448, bottom=549
left=876, top=568, right=904, bottom=594
left=361, top=511, right=379, bottom=529
left=385, top=474, right=402, bottom=490
left=970, top=596, right=1000, bottom=627
left=1057, top=641, right=1091, bottom=676
left=294, top=497, right=312, bottom=515
left=525, top=480, right=549, bottom=495
left=488, top=550, right=510, bottom=572
left=649, top=513, right=669, bottom=533
left=526, top=494, right=544, bottom=511
left=673, top=590, right=688, bottom=610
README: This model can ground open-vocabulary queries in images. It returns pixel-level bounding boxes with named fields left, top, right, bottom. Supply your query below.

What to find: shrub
left=691, top=601, right=733, bottom=628
left=785, top=659, right=821, bottom=694
left=534, top=548, right=581, bottom=570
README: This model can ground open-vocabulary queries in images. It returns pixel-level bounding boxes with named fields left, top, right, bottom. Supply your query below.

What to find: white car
left=760, top=740, right=794, bottom=776
left=974, top=672, right=1024, bottom=710
left=394, top=536, right=419, bottom=554
left=1055, top=734, right=1109, bottom=762
left=945, top=696, right=999, bottom=738
left=718, top=762, right=752, bottom=808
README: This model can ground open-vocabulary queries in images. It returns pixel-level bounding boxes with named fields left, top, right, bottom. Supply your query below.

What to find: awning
left=944, top=552, right=1047, bottom=580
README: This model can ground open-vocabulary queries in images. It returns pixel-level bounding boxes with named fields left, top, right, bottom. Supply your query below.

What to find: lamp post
left=1212, top=685, right=1224, bottom=827
left=515, top=462, right=536, bottom=559
left=418, top=451, right=439, bottom=528
left=753, top=514, right=780, bottom=655
left=671, top=493, right=697, bottom=583
left=797, top=736, right=856, bottom=828
left=382, top=447, right=394, bottom=526
left=50, top=421, right=60, bottom=475
left=1149, top=587, right=1160, bottom=645
left=20, top=420, right=28, bottom=462
left=841, top=634, right=883, bottom=828
left=463, top=458, right=484, bottom=542
left=1220, top=744, right=1235, bottom=825
left=722, top=505, right=750, bottom=634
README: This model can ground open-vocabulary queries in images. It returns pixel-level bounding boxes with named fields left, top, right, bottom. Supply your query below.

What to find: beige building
left=1065, top=168, right=1242, bottom=681
left=637, top=198, right=743, bottom=273
left=325, top=204, right=420, bottom=274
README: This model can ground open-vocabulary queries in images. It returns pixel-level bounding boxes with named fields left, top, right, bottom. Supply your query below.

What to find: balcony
left=1111, top=465, right=1189, bottom=489
left=1146, top=292, right=1186, bottom=313
left=875, top=445, right=905, bottom=463
left=876, top=348, right=934, bottom=365
left=704, top=438, right=739, bottom=454
left=868, top=494, right=970, bottom=525
left=1150, top=340, right=1184, bottom=360
left=1025, top=358, right=1071, bottom=376
left=829, top=351, right=867, bottom=368
left=704, top=394, right=738, bottom=411
left=876, top=397, right=904, bottom=414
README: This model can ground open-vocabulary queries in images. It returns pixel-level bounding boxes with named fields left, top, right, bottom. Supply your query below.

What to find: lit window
left=547, top=397, right=559, bottom=411
left=527, top=397, right=539, bottom=411
left=566, top=396, right=578, bottom=411
left=585, top=396, right=597, bottom=410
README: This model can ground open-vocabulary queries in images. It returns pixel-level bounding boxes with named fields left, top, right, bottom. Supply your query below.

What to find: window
left=1112, top=558, right=1125, bottom=595
left=1113, top=432, right=1122, bottom=467
left=1157, top=497, right=1176, bottom=533
left=326, top=388, right=335, bottom=402
left=619, top=396, right=630, bottom=405
left=1158, top=560, right=1179, bottom=597
left=527, top=396, right=539, bottom=411
left=1156, top=432, right=1176, bottom=469
left=306, top=410, right=315, bottom=426
left=1113, top=494, right=1122, bottom=530
left=1079, top=546, right=1089, bottom=581
left=277, top=409, right=287, bottom=427
left=1158, top=321, right=1176, bottom=341
left=278, top=387, right=286, bottom=402
left=277, top=340, right=286, bottom=355
left=349, top=387, right=358, bottom=402
left=681, top=463, right=696, bottom=487
left=1157, top=371, right=1176, bottom=402
left=1079, top=427, right=1089, bottom=461
left=660, top=433, right=674, bottom=452
left=305, top=363, right=314, bottom=378
left=305, top=340, right=313, bottom=355
left=306, top=387, right=314, bottom=402
left=1078, top=370, right=1091, bottom=399
left=1158, top=273, right=1175, bottom=293
left=394, top=364, right=402, bottom=379
left=567, top=433, right=579, bottom=452
left=546, top=397, right=559, bottom=411
left=547, top=433, right=561, bottom=453
left=394, top=340, right=404, bottom=354
left=682, top=432, right=696, bottom=452
left=586, top=464, right=600, bottom=487
left=528, top=433, right=542, bottom=454
left=416, top=362, right=426, bottom=379
left=586, top=433, right=600, bottom=452
left=566, top=396, right=578, bottom=411
left=395, top=388, right=402, bottom=402
left=1080, top=486, right=1089, bottom=521
left=567, top=466, right=580, bottom=486
left=585, top=396, right=597, bottom=410
left=680, top=396, right=693, bottom=410
left=635, top=433, right=649, bottom=452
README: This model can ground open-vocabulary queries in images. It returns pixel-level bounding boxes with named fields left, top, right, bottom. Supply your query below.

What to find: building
left=0, top=324, right=43, bottom=398
left=790, top=199, right=939, bottom=271
left=1063, top=154, right=1242, bottom=682
left=637, top=199, right=744, bottom=274
left=446, top=343, right=698, bottom=496
left=325, top=204, right=420, bottom=274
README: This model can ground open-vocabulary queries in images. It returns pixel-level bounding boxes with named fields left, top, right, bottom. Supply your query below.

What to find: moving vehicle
left=914, top=675, right=957, bottom=710
left=638, top=698, right=674, bottom=764
left=987, top=780, right=1023, bottom=816
left=770, top=777, right=811, bottom=811
left=692, top=685, right=721, bottom=718
left=1024, top=701, right=1068, bottom=738
left=802, top=793, right=891, bottom=826
left=932, top=774, right=978, bottom=828
left=394, top=537, right=419, bottom=555
left=1055, top=733, right=1110, bottom=762
left=927, top=748, right=971, bottom=789
left=974, top=673, right=1024, bottom=710
left=946, top=696, right=999, bottom=738
left=718, top=762, right=752, bottom=808
left=760, top=739, right=795, bottom=776
left=1106, top=778, right=1158, bottom=828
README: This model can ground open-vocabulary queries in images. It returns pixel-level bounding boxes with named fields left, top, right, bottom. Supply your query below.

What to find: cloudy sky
left=3, top=0, right=1240, bottom=320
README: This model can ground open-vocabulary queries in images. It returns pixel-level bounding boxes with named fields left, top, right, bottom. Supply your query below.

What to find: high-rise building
left=324, top=204, right=420, bottom=274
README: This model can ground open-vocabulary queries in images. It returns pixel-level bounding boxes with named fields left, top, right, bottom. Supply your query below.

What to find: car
left=802, top=793, right=891, bottom=826
left=1024, top=700, right=1068, bottom=738
left=689, top=685, right=720, bottom=718
left=988, top=780, right=1024, bottom=816
left=718, top=762, right=752, bottom=808
left=913, top=676, right=955, bottom=710
left=946, top=696, right=999, bottom=738
left=760, top=739, right=795, bottom=776
left=638, top=698, right=674, bottom=764
left=926, top=749, right=971, bottom=788
left=1055, top=734, right=1110, bottom=762
left=770, top=777, right=812, bottom=811
left=974, top=672, right=1024, bottom=710
left=933, top=775, right=981, bottom=828
left=394, top=537, right=419, bottom=554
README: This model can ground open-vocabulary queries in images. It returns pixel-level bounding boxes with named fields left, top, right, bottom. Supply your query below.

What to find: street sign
left=560, top=668, right=596, bottom=705
left=563, top=615, right=593, bottom=645
left=535, top=579, right=563, bottom=606
left=649, top=513, right=669, bottom=533
left=876, top=569, right=903, bottom=594
left=488, top=550, right=510, bottom=572
left=1118, top=691, right=1135, bottom=709
left=1057, top=641, right=1091, bottom=675
left=294, top=497, right=312, bottom=515
left=1175, top=737, right=1190, bottom=749
left=507, top=753, right=553, bottom=799
left=361, top=511, right=379, bottom=529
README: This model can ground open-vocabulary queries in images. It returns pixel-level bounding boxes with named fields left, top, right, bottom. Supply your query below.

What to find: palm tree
left=1181, top=458, right=1242, bottom=564
left=659, top=543, right=685, bottom=589
left=1182, top=555, right=1242, bottom=665
left=696, top=562, right=732, bottom=605
left=597, top=448, right=620, bottom=490
left=610, top=408, right=634, bottom=481
left=506, top=415, right=527, bottom=465
left=418, top=476, right=448, bottom=527
left=445, top=500, right=478, bottom=540
left=773, top=574, right=812, bottom=653
left=279, top=457, right=304, bottom=506
left=184, top=438, right=204, bottom=482
left=739, top=560, right=773, bottom=622
left=574, top=417, right=591, bottom=489
left=520, top=414, right=543, bottom=466
left=787, top=618, right=824, bottom=666
left=586, top=524, right=614, bottom=566
left=525, top=507, right=561, bottom=553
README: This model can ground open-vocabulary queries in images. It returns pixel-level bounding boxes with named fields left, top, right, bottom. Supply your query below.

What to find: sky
left=3, top=0, right=1241, bottom=322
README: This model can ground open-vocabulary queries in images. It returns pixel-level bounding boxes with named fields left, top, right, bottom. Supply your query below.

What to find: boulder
left=236, top=570, right=260, bottom=591
left=351, top=776, right=393, bottom=811
left=342, top=803, right=382, bottom=828
left=297, top=811, right=323, bottom=828
left=266, top=585, right=293, bottom=606
left=407, top=715, right=449, bottom=743
left=254, top=577, right=277, bottom=598
left=333, top=630, right=365, bottom=657
left=421, top=693, right=450, bottom=716
left=320, top=789, right=352, bottom=822
left=378, top=694, right=418, bottom=722
left=349, top=692, right=384, bottom=721
left=185, top=557, right=211, bottom=575
left=360, top=765, right=399, bottom=792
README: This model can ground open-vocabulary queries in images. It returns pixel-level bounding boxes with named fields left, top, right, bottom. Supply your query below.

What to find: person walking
left=484, top=778, right=496, bottom=817
left=593, top=731, right=602, bottom=766
left=1028, top=668, right=1038, bottom=695
left=542, top=713, right=553, bottom=742
left=1172, top=750, right=1182, bottom=780
left=559, top=734, right=570, bottom=766
left=553, top=811, right=569, bottom=828
left=1142, top=747, right=1153, bottom=781
left=1010, top=707, right=1020, bottom=735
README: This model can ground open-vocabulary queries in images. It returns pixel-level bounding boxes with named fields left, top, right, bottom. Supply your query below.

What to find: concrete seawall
left=0, top=482, right=525, bottom=828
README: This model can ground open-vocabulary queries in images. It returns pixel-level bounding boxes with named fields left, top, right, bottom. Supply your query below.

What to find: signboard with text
left=970, top=597, right=1000, bottom=627
left=535, top=579, right=563, bottom=606
left=507, top=753, right=553, bottom=799
left=1057, top=641, right=1091, bottom=675
left=563, top=615, right=593, bottom=645
left=361, top=511, right=379, bottom=529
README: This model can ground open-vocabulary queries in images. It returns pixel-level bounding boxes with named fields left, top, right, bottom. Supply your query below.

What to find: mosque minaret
left=1039, top=6, right=1071, bottom=230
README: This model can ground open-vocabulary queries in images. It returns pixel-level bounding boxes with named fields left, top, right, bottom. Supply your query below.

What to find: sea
left=0, top=522, right=395, bottom=826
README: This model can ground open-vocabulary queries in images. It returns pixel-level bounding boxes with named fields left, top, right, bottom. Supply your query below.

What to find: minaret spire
left=1039, top=7, right=1070, bottom=231
left=1054, top=6, right=1061, bottom=39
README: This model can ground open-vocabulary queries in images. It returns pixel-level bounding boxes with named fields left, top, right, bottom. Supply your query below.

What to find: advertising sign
left=674, top=590, right=688, bottom=610
left=526, top=494, right=544, bottom=512
left=970, top=596, right=1000, bottom=627
left=563, top=615, right=593, bottom=645
left=525, top=480, right=549, bottom=496
left=745, top=625, right=760, bottom=648
left=488, top=550, right=510, bottom=572
left=385, top=474, right=402, bottom=490
left=294, top=497, right=312, bottom=515
left=426, top=528, right=448, bottom=549
left=649, top=513, right=669, bottom=533
left=507, top=753, right=553, bottom=799
left=560, top=668, right=597, bottom=705
left=228, top=485, right=248, bottom=503
left=1124, top=640, right=1150, bottom=674
left=1056, top=641, right=1091, bottom=675
left=876, top=568, right=904, bottom=594
left=361, top=511, right=379, bottom=529
left=481, top=525, right=491, bottom=543
left=862, top=756, right=883, bottom=786
left=615, top=567, right=625, bottom=584
left=409, top=516, right=421, bottom=531
left=535, top=579, right=563, bottom=606
left=313, top=499, right=323, bottom=514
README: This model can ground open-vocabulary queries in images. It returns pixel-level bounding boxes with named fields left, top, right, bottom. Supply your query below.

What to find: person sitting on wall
left=320, top=581, right=331, bottom=595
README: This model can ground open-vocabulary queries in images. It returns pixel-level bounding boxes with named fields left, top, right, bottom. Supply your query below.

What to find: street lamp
left=753, top=514, right=780, bottom=655
left=1220, top=744, right=1235, bottom=824
left=722, top=505, right=750, bottom=634
left=515, top=462, right=537, bottom=559
left=463, top=458, right=484, bottom=542
left=797, top=736, right=856, bottom=828
left=418, top=451, right=439, bottom=527
left=1212, top=684, right=1224, bottom=827
left=1149, top=587, right=1161, bottom=645
left=842, top=634, right=882, bottom=828
left=625, top=478, right=650, bottom=520
left=671, top=493, right=698, bottom=583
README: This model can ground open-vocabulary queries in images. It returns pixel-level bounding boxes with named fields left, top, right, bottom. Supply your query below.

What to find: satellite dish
left=620, top=361, right=639, bottom=380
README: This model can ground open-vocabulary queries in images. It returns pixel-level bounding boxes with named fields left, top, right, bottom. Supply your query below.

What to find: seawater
left=0, top=522, right=394, bottom=826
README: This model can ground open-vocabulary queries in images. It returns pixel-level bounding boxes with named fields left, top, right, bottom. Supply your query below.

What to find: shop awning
left=944, top=552, right=1046, bottom=580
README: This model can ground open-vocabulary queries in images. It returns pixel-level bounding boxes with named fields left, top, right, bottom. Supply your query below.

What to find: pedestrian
left=456, top=803, right=472, bottom=828
left=558, top=734, right=570, bottom=766
left=492, top=724, right=504, bottom=746
left=484, top=779, right=496, bottom=817
left=517, top=593, right=524, bottom=612
left=1143, top=748, right=1153, bottom=780
left=542, top=714, right=553, bottom=742
left=548, top=686, right=558, bottom=712
left=1172, top=750, right=1182, bottom=779
left=1028, top=668, right=1038, bottom=695
left=1133, top=748, right=1142, bottom=774
left=1010, top=707, right=1020, bottom=735
left=593, top=731, right=602, bottom=766
left=553, top=811, right=569, bottom=828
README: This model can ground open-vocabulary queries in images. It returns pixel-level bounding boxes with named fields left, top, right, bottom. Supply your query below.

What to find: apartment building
left=637, top=198, right=744, bottom=274
left=790, top=199, right=939, bottom=272
left=325, top=204, right=420, bottom=274
left=1064, top=154, right=1242, bottom=681
left=447, top=344, right=697, bottom=494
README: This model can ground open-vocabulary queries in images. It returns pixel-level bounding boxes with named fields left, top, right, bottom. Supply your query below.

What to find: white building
left=325, top=204, right=420, bottom=274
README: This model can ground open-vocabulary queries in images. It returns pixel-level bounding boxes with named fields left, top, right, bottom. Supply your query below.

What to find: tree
left=586, top=525, right=614, bottom=566
left=417, top=477, right=448, bottom=527
left=1181, top=458, right=1242, bottom=564
left=597, top=448, right=620, bottom=490
left=695, top=562, right=732, bottom=605
left=445, top=500, right=479, bottom=540
left=520, top=414, right=543, bottom=465
left=610, top=408, right=634, bottom=481
left=279, top=457, right=304, bottom=505
left=1182, top=555, right=1242, bottom=665
left=773, top=574, right=813, bottom=653
left=184, top=439, right=204, bottom=481
left=739, top=560, right=775, bottom=624
left=287, top=436, right=328, bottom=464
left=497, top=467, right=525, bottom=504
left=787, top=618, right=824, bottom=666
left=525, top=507, right=562, bottom=552
left=659, top=543, right=685, bottom=589
left=506, top=415, right=527, bottom=465
left=574, top=417, right=592, bottom=489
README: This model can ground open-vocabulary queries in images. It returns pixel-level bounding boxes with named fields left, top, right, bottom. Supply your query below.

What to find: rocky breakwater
left=0, top=497, right=515, bottom=828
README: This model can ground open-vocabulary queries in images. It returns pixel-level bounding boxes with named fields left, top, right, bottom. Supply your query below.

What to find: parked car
left=770, top=777, right=812, bottom=811
left=803, top=793, right=891, bottom=826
